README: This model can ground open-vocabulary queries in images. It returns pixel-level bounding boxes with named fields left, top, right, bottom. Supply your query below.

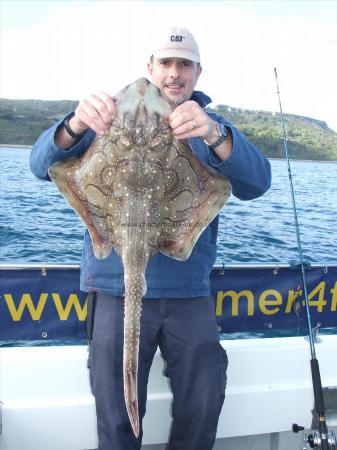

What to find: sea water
left=1, top=146, right=336, bottom=265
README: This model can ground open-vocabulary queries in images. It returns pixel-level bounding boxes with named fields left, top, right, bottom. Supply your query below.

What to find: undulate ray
left=48, top=78, right=232, bottom=437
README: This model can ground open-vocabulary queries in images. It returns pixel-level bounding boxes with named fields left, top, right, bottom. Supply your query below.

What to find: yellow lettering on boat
left=216, top=290, right=254, bottom=316
left=308, top=282, right=327, bottom=313
left=285, top=288, right=302, bottom=313
left=259, top=289, right=282, bottom=315
left=52, top=293, right=87, bottom=321
left=3, top=293, right=48, bottom=321
left=330, top=281, right=337, bottom=312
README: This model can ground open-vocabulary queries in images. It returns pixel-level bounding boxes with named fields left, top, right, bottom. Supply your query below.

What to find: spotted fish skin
left=120, top=206, right=151, bottom=437
left=48, top=78, right=232, bottom=437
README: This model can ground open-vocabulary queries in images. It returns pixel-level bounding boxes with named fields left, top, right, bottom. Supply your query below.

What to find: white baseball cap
left=152, top=27, right=200, bottom=63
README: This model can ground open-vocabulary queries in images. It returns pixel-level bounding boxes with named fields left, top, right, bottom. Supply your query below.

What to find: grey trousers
left=89, top=294, right=228, bottom=450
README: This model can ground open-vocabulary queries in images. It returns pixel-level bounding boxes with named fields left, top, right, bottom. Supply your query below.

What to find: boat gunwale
left=0, top=262, right=336, bottom=270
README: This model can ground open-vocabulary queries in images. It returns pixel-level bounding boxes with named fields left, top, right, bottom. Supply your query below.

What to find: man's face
left=147, top=57, right=202, bottom=105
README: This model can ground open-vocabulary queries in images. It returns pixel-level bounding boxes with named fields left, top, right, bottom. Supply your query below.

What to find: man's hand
left=168, top=100, right=233, bottom=161
left=55, top=92, right=116, bottom=149
left=73, top=92, right=116, bottom=136
left=168, top=100, right=217, bottom=142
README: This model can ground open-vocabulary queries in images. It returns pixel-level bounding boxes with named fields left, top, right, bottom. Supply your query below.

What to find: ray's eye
left=149, top=135, right=162, bottom=148
left=121, top=136, right=132, bottom=147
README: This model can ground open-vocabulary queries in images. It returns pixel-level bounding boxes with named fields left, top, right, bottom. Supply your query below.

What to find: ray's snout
left=115, top=78, right=172, bottom=146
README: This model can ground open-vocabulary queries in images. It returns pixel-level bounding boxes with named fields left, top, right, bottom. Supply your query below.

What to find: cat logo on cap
left=170, top=35, right=185, bottom=42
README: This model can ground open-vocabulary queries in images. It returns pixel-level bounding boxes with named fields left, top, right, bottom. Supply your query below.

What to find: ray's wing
left=48, top=136, right=119, bottom=259
left=158, top=140, right=231, bottom=261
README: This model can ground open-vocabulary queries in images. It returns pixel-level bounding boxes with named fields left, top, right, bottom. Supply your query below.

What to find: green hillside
left=210, top=105, right=337, bottom=161
left=0, top=98, right=78, bottom=146
left=1, top=98, right=336, bottom=160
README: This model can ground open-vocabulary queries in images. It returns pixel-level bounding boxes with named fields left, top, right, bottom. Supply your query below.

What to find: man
left=30, top=27, right=271, bottom=450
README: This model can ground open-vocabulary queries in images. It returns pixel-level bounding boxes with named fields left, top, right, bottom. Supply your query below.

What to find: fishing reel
left=293, top=424, right=337, bottom=449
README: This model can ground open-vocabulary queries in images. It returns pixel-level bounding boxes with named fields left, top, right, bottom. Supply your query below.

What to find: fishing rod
left=274, top=68, right=336, bottom=450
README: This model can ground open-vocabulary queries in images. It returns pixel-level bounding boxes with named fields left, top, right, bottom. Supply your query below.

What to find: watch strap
left=205, top=123, right=228, bottom=150
left=63, top=112, right=86, bottom=139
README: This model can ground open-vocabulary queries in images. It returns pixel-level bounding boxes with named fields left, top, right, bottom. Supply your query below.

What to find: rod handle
left=311, top=358, right=326, bottom=414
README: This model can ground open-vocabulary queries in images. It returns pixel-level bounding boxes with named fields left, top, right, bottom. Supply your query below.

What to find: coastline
left=0, top=144, right=32, bottom=149
left=269, top=157, right=337, bottom=163
left=0, top=145, right=336, bottom=163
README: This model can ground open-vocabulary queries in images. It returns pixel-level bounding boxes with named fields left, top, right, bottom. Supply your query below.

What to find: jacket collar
left=190, top=90, right=212, bottom=108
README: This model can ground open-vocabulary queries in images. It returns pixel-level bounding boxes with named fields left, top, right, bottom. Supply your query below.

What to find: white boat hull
left=1, top=335, right=337, bottom=450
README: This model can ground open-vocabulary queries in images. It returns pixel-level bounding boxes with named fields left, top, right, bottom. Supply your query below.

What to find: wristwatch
left=204, top=122, right=229, bottom=150
left=63, top=112, right=86, bottom=140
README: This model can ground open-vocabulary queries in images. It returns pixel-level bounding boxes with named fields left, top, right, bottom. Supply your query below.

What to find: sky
left=1, top=0, right=337, bottom=132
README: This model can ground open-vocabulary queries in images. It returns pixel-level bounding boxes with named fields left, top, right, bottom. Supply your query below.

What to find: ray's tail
left=123, top=262, right=147, bottom=438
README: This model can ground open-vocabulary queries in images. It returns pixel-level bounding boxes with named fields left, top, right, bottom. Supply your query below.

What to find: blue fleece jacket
left=30, top=90, right=271, bottom=297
